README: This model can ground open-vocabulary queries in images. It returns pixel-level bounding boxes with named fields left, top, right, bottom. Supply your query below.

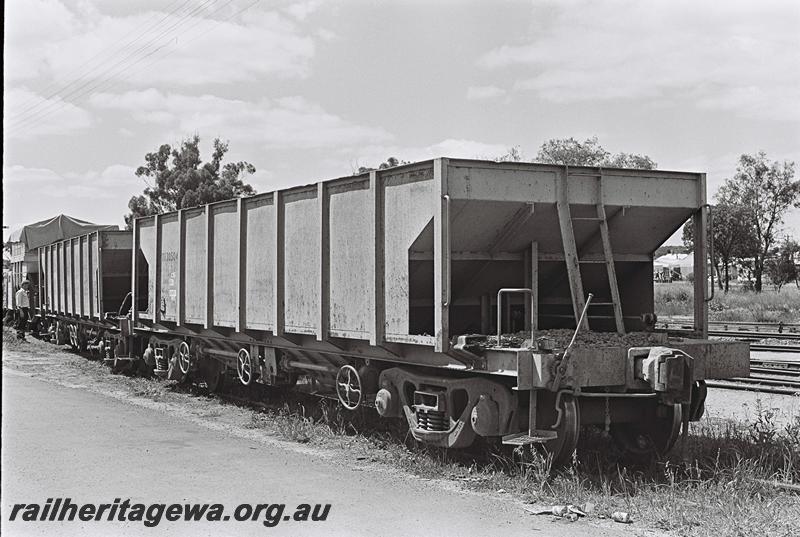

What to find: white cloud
left=2, top=163, right=141, bottom=199
left=466, top=85, right=506, bottom=101
left=89, top=89, right=393, bottom=149
left=346, top=138, right=511, bottom=172
left=316, top=28, right=338, bottom=42
left=248, top=168, right=277, bottom=192
left=5, top=2, right=315, bottom=88
left=478, top=0, right=800, bottom=121
left=284, top=0, right=326, bottom=21
left=3, top=88, right=93, bottom=140
left=3, top=165, right=65, bottom=184
left=4, top=0, right=79, bottom=82
left=427, top=139, right=511, bottom=160
left=3, top=163, right=142, bottom=236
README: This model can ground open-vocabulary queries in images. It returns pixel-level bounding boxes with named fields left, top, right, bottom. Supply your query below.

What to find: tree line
left=681, top=153, right=799, bottom=292
left=123, top=135, right=798, bottom=292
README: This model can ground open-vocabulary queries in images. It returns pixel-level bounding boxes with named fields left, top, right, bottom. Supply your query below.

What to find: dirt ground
left=704, top=386, right=799, bottom=427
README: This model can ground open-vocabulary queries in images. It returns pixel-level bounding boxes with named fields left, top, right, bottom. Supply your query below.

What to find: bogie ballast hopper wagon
left=37, top=159, right=749, bottom=464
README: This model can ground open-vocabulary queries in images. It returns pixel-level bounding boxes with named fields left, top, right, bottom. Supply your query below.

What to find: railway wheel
left=236, top=349, right=253, bottom=386
left=177, top=341, right=191, bottom=375
left=610, top=403, right=682, bottom=458
left=543, top=394, right=580, bottom=467
left=335, top=365, right=363, bottom=410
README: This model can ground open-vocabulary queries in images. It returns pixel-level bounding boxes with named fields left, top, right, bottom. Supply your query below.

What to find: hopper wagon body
left=31, top=158, right=749, bottom=463
left=125, top=158, right=747, bottom=463
left=36, top=231, right=134, bottom=356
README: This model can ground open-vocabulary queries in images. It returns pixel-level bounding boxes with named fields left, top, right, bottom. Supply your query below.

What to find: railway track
left=660, top=318, right=800, bottom=356
left=659, top=317, right=800, bottom=335
left=706, top=358, right=800, bottom=395
left=749, top=344, right=800, bottom=353
left=660, top=317, right=800, bottom=338
left=664, top=327, right=800, bottom=344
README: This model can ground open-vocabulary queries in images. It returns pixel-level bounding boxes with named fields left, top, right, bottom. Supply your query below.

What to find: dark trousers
left=16, top=307, right=30, bottom=338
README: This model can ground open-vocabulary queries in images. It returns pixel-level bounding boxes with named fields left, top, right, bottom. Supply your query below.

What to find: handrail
left=704, top=204, right=715, bottom=303
left=442, top=194, right=451, bottom=307
left=496, top=287, right=534, bottom=343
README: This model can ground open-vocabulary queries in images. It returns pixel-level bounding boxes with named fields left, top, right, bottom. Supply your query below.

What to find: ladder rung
left=587, top=302, right=616, bottom=306
left=502, top=430, right=558, bottom=446
left=539, top=313, right=639, bottom=319
left=571, top=217, right=603, bottom=221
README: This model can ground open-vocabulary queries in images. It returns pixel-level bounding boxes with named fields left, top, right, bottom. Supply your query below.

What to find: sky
left=4, top=0, right=800, bottom=245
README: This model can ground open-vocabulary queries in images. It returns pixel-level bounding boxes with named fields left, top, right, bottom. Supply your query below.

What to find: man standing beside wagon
left=15, top=280, right=31, bottom=341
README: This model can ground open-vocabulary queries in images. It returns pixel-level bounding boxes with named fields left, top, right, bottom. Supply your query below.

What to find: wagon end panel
left=135, top=217, right=156, bottom=319
left=89, top=233, right=99, bottom=318
left=382, top=165, right=437, bottom=343
left=99, top=231, right=133, bottom=317
left=443, top=161, right=703, bottom=337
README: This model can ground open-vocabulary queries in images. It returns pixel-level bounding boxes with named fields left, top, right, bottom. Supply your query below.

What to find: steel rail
left=749, top=344, right=800, bottom=353
left=705, top=379, right=800, bottom=395
left=750, top=359, right=800, bottom=370
left=750, top=367, right=800, bottom=378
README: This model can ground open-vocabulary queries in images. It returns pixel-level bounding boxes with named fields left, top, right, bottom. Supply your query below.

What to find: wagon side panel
left=244, top=196, right=274, bottom=331
left=89, top=233, right=100, bottom=318
left=72, top=239, right=82, bottom=316
left=158, top=214, right=180, bottom=322
left=64, top=240, right=74, bottom=316
left=57, top=242, right=65, bottom=314
left=212, top=202, right=239, bottom=327
left=80, top=236, right=90, bottom=317
left=183, top=209, right=207, bottom=324
left=283, top=188, right=320, bottom=335
left=44, top=246, right=53, bottom=314
left=328, top=179, right=371, bottom=339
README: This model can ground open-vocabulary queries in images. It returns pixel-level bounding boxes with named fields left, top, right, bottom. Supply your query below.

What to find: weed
left=272, top=404, right=323, bottom=444
left=655, top=282, right=800, bottom=322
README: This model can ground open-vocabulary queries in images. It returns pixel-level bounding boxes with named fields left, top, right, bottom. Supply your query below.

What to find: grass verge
left=655, top=282, right=800, bottom=323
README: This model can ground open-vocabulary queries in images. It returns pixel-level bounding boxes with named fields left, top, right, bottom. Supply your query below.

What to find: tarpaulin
left=7, top=214, right=118, bottom=250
